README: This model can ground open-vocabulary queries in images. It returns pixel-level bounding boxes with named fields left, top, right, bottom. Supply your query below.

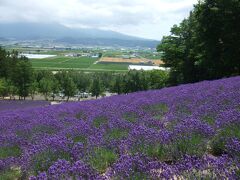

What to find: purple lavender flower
left=0, top=76, right=239, bottom=179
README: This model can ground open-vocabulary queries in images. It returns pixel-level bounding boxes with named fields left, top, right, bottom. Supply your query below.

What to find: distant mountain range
left=0, top=23, right=159, bottom=48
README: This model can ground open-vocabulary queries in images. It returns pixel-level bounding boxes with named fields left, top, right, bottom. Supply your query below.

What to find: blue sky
left=0, top=0, right=198, bottom=40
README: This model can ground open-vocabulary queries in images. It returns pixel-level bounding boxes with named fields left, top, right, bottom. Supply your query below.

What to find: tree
left=139, top=71, right=149, bottom=91
left=71, top=72, right=90, bottom=93
left=195, top=0, right=240, bottom=79
left=111, top=75, right=123, bottom=94
left=149, top=70, right=169, bottom=89
left=157, top=14, right=199, bottom=85
left=100, top=72, right=113, bottom=91
left=62, top=76, right=77, bottom=101
left=0, top=79, right=16, bottom=99
left=0, top=79, right=7, bottom=99
left=39, top=77, right=53, bottom=101
left=90, top=77, right=103, bottom=99
left=29, top=81, right=39, bottom=100
left=5, top=80, right=17, bottom=100
left=51, top=79, right=60, bottom=101
left=122, top=70, right=149, bottom=93
left=11, top=58, right=33, bottom=100
left=0, top=48, right=8, bottom=78
left=157, top=0, right=240, bottom=85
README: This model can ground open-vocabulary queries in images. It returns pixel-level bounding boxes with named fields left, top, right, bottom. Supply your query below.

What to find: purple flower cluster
left=0, top=100, right=50, bottom=112
left=0, top=76, right=240, bottom=179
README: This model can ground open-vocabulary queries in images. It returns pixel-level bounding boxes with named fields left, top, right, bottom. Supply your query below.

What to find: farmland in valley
left=99, top=57, right=164, bottom=66
left=0, top=76, right=239, bottom=179
left=89, top=62, right=130, bottom=71
left=30, top=56, right=164, bottom=72
left=31, top=56, right=98, bottom=69
left=13, top=46, right=163, bottom=72
left=31, top=56, right=130, bottom=71
left=100, top=57, right=149, bottom=64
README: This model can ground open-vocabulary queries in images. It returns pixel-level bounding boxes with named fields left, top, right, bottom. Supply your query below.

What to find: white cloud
left=0, top=0, right=198, bottom=39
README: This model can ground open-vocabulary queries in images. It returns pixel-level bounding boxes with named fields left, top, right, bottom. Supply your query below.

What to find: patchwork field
left=31, top=56, right=98, bottom=69
left=100, top=57, right=148, bottom=64
left=0, top=76, right=239, bottom=179
left=30, top=56, right=129, bottom=72
left=99, top=57, right=164, bottom=66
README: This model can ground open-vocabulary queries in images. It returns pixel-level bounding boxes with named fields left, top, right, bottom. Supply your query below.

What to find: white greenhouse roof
left=128, top=65, right=170, bottom=71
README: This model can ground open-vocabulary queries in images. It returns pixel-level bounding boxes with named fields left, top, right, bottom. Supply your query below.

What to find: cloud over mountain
left=0, top=0, right=198, bottom=39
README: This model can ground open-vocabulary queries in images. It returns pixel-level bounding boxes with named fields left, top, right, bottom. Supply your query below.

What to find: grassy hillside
left=0, top=76, right=239, bottom=179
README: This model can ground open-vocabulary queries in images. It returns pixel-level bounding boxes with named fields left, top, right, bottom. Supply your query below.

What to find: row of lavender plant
left=0, top=76, right=239, bottom=179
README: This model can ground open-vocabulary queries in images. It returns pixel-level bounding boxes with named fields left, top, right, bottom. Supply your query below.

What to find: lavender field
left=0, top=100, right=50, bottom=112
left=0, top=76, right=240, bottom=179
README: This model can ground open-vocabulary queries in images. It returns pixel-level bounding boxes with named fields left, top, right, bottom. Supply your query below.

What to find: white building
left=128, top=65, right=170, bottom=71
left=20, top=53, right=56, bottom=59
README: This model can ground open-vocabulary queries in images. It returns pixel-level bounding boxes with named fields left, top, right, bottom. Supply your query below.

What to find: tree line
left=0, top=49, right=33, bottom=100
left=0, top=47, right=168, bottom=100
left=157, top=0, right=240, bottom=85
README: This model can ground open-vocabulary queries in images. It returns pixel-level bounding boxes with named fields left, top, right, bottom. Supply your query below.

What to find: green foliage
left=89, top=62, right=129, bottom=71
left=211, top=137, right=225, bottom=156
left=149, top=70, right=168, bottom=89
left=39, top=77, right=54, bottom=100
left=51, top=79, right=60, bottom=100
left=144, top=103, right=168, bottom=120
left=236, top=169, right=240, bottom=179
left=55, top=71, right=77, bottom=101
left=16, top=126, right=56, bottom=140
left=196, top=0, right=240, bottom=79
left=11, top=58, right=33, bottom=99
left=93, top=116, right=108, bottom=128
left=29, top=81, right=39, bottom=100
left=122, top=70, right=149, bottom=93
left=211, top=123, right=240, bottom=156
left=202, top=115, right=215, bottom=125
left=165, top=134, right=208, bottom=161
left=32, top=125, right=56, bottom=135
left=0, top=169, right=21, bottom=180
left=123, top=112, right=138, bottom=123
left=73, top=135, right=87, bottom=144
left=31, top=56, right=98, bottom=69
left=134, top=142, right=167, bottom=161
left=71, top=72, right=90, bottom=93
left=105, top=128, right=129, bottom=140
left=0, top=48, right=17, bottom=80
left=90, top=77, right=103, bottom=99
left=31, top=149, right=71, bottom=175
left=146, top=103, right=168, bottom=113
left=158, top=0, right=240, bottom=85
left=0, top=79, right=17, bottom=99
left=63, top=77, right=77, bottom=101
left=5, top=80, right=18, bottom=99
left=130, top=173, right=148, bottom=180
left=145, top=144, right=166, bottom=160
left=0, top=78, right=8, bottom=98
left=0, top=145, right=21, bottom=158
left=111, top=74, right=123, bottom=94
left=89, top=148, right=118, bottom=173
left=176, top=105, right=192, bottom=115
left=75, top=112, right=86, bottom=120
left=0, top=47, right=169, bottom=99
